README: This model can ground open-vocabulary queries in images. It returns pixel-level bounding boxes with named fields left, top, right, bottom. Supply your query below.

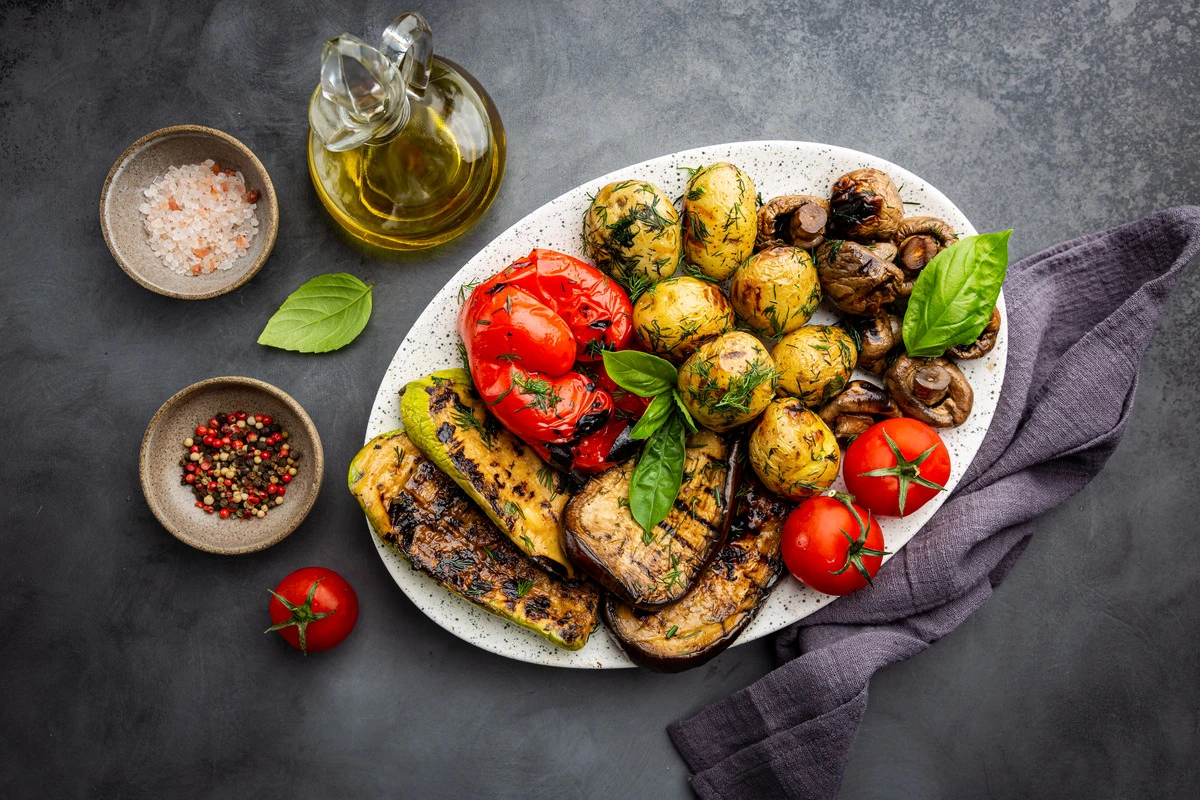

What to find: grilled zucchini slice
left=400, top=369, right=575, bottom=577
left=603, top=476, right=790, bottom=671
left=348, top=431, right=599, bottom=650
left=563, top=430, right=743, bottom=608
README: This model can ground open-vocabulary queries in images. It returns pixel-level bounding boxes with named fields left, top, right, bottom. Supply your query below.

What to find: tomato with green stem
left=781, top=493, right=889, bottom=596
left=844, top=418, right=950, bottom=517
left=267, top=567, right=359, bottom=654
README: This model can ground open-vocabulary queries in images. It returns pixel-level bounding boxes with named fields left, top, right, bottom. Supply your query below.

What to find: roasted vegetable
left=678, top=332, right=779, bottom=432
left=348, top=431, right=599, bottom=650
left=604, top=476, right=791, bottom=671
left=632, top=276, right=735, bottom=362
left=729, top=246, right=822, bottom=338
left=816, top=240, right=908, bottom=316
left=682, top=162, right=757, bottom=280
left=771, top=325, right=858, bottom=407
left=946, top=306, right=1001, bottom=360
left=563, top=430, right=743, bottom=608
left=582, top=180, right=682, bottom=289
left=756, top=194, right=830, bottom=250
left=400, top=369, right=576, bottom=576
left=817, top=380, right=902, bottom=443
left=749, top=397, right=840, bottom=500
left=829, top=168, right=904, bottom=241
left=886, top=353, right=974, bottom=428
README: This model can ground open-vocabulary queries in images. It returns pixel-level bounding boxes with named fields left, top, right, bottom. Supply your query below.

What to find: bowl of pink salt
left=101, top=125, right=279, bottom=299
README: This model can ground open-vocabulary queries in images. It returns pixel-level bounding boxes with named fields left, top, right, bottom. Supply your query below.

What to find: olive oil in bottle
left=307, top=13, right=505, bottom=251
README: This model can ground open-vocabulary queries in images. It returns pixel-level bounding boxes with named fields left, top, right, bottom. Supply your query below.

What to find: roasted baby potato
left=632, top=276, right=735, bottom=362
left=582, top=180, right=681, bottom=288
left=749, top=397, right=840, bottom=499
left=729, top=246, right=822, bottom=337
left=771, top=325, right=858, bottom=408
left=682, top=162, right=757, bottom=280
left=679, top=332, right=779, bottom=432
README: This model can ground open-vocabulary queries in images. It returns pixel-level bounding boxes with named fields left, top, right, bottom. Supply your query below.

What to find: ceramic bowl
left=140, top=377, right=323, bottom=554
left=101, top=125, right=279, bottom=299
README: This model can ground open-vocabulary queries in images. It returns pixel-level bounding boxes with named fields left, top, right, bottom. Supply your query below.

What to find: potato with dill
left=772, top=325, right=858, bottom=408
left=633, top=276, right=735, bottom=362
left=582, top=180, right=681, bottom=290
left=730, top=247, right=822, bottom=338
left=749, top=398, right=840, bottom=500
left=681, top=162, right=757, bottom=280
left=679, top=332, right=779, bottom=432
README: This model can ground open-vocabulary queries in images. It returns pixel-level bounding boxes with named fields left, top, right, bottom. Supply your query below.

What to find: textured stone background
left=2, top=0, right=1198, bottom=797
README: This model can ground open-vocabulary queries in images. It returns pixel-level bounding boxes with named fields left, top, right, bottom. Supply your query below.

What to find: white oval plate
left=365, top=141, right=1006, bottom=668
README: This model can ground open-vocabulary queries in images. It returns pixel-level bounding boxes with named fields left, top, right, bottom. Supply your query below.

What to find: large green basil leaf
left=629, top=411, right=686, bottom=535
left=258, top=273, right=374, bottom=353
left=601, top=350, right=678, bottom=397
left=902, top=230, right=1011, bottom=358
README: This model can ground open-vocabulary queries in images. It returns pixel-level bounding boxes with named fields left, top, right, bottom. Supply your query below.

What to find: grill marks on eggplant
left=400, top=369, right=575, bottom=576
left=350, top=432, right=599, bottom=650
left=603, top=476, right=791, bottom=671
left=563, top=430, right=743, bottom=608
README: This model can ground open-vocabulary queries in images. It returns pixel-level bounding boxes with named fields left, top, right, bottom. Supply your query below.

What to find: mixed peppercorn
left=178, top=411, right=300, bottom=519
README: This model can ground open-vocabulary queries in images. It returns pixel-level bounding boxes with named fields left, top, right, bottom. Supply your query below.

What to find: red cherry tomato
left=781, top=495, right=888, bottom=596
left=843, top=418, right=950, bottom=517
left=267, top=567, right=359, bottom=654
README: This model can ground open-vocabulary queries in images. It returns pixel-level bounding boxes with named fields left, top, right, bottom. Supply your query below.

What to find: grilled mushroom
left=886, top=353, right=973, bottom=428
left=756, top=195, right=830, bottom=249
left=815, top=241, right=907, bottom=316
left=895, top=216, right=958, bottom=292
left=864, top=241, right=898, bottom=262
left=854, top=309, right=903, bottom=374
left=818, top=380, right=902, bottom=443
left=829, top=168, right=905, bottom=241
left=947, top=307, right=1001, bottom=360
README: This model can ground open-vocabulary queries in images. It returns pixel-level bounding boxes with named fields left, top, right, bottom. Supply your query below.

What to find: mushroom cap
left=895, top=217, right=958, bottom=288
left=815, top=240, right=907, bottom=316
left=947, top=307, right=1001, bottom=360
left=854, top=309, right=903, bottom=373
left=885, top=353, right=974, bottom=428
left=756, top=195, right=829, bottom=250
left=829, top=168, right=905, bottom=241
left=818, top=380, right=903, bottom=443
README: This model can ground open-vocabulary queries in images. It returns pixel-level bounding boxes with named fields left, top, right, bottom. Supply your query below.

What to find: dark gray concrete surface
left=2, top=1, right=1198, bottom=797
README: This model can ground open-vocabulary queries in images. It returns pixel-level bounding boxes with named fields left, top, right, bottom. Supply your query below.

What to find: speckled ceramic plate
left=365, top=141, right=1007, bottom=668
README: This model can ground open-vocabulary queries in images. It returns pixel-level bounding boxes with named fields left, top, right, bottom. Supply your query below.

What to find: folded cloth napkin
left=668, top=207, right=1200, bottom=800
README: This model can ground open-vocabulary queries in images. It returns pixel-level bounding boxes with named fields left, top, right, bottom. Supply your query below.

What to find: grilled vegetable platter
left=358, top=141, right=1008, bottom=669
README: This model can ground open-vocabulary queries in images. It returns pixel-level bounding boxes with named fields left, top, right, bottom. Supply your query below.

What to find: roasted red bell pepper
left=458, top=249, right=635, bottom=457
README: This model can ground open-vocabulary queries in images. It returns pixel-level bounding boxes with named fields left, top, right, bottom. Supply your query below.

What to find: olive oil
left=307, top=16, right=505, bottom=250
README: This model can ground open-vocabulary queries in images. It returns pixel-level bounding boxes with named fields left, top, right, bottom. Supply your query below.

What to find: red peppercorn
left=261, top=451, right=271, bottom=460
left=281, top=473, right=292, bottom=483
left=224, top=479, right=233, bottom=487
left=237, top=411, right=247, bottom=420
left=262, top=415, right=273, bottom=425
left=185, top=474, right=196, bottom=484
left=219, top=508, right=231, bottom=519
left=200, top=460, right=212, bottom=470
left=209, top=418, right=220, bottom=429
left=195, top=501, right=204, bottom=508
left=185, top=463, right=196, bottom=473
left=266, top=484, right=278, bottom=496
left=247, top=433, right=258, bottom=442
left=254, top=414, right=263, bottom=422
left=247, top=496, right=259, bottom=505
left=189, top=445, right=200, bottom=454
left=204, top=506, right=215, bottom=514
left=195, top=425, right=208, bottom=436
left=221, top=436, right=231, bottom=446
left=276, top=486, right=286, bottom=496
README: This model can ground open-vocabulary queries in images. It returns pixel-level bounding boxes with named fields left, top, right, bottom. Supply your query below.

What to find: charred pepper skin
left=458, top=249, right=634, bottom=449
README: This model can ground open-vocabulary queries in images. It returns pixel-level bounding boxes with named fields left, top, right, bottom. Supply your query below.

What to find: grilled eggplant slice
left=400, top=369, right=575, bottom=577
left=603, top=476, right=791, bottom=671
left=348, top=431, right=599, bottom=650
left=563, top=430, right=743, bottom=608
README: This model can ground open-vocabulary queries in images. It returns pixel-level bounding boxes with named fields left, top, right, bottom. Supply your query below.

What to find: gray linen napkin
left=668, top=207, right=1200, bottom=800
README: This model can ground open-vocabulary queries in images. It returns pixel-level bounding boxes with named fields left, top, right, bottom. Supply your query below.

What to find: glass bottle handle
left=381, top=12, right=433, bottom=97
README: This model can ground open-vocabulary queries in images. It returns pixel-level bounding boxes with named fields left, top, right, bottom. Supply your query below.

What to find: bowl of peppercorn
left=140, top=376, right=324, bottom=554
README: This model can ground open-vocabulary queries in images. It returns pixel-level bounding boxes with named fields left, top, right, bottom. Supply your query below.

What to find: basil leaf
left=258, top=273, right=374, bottom=353
left=902, top=231, right=1010, bottom=358
left=673, top=391, right=698, bottom=433
left=629, top=392, right=674, bottom=440
left=602, top=350, right=678, bottom=397
left=629, top=411, right=686, bottom=533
